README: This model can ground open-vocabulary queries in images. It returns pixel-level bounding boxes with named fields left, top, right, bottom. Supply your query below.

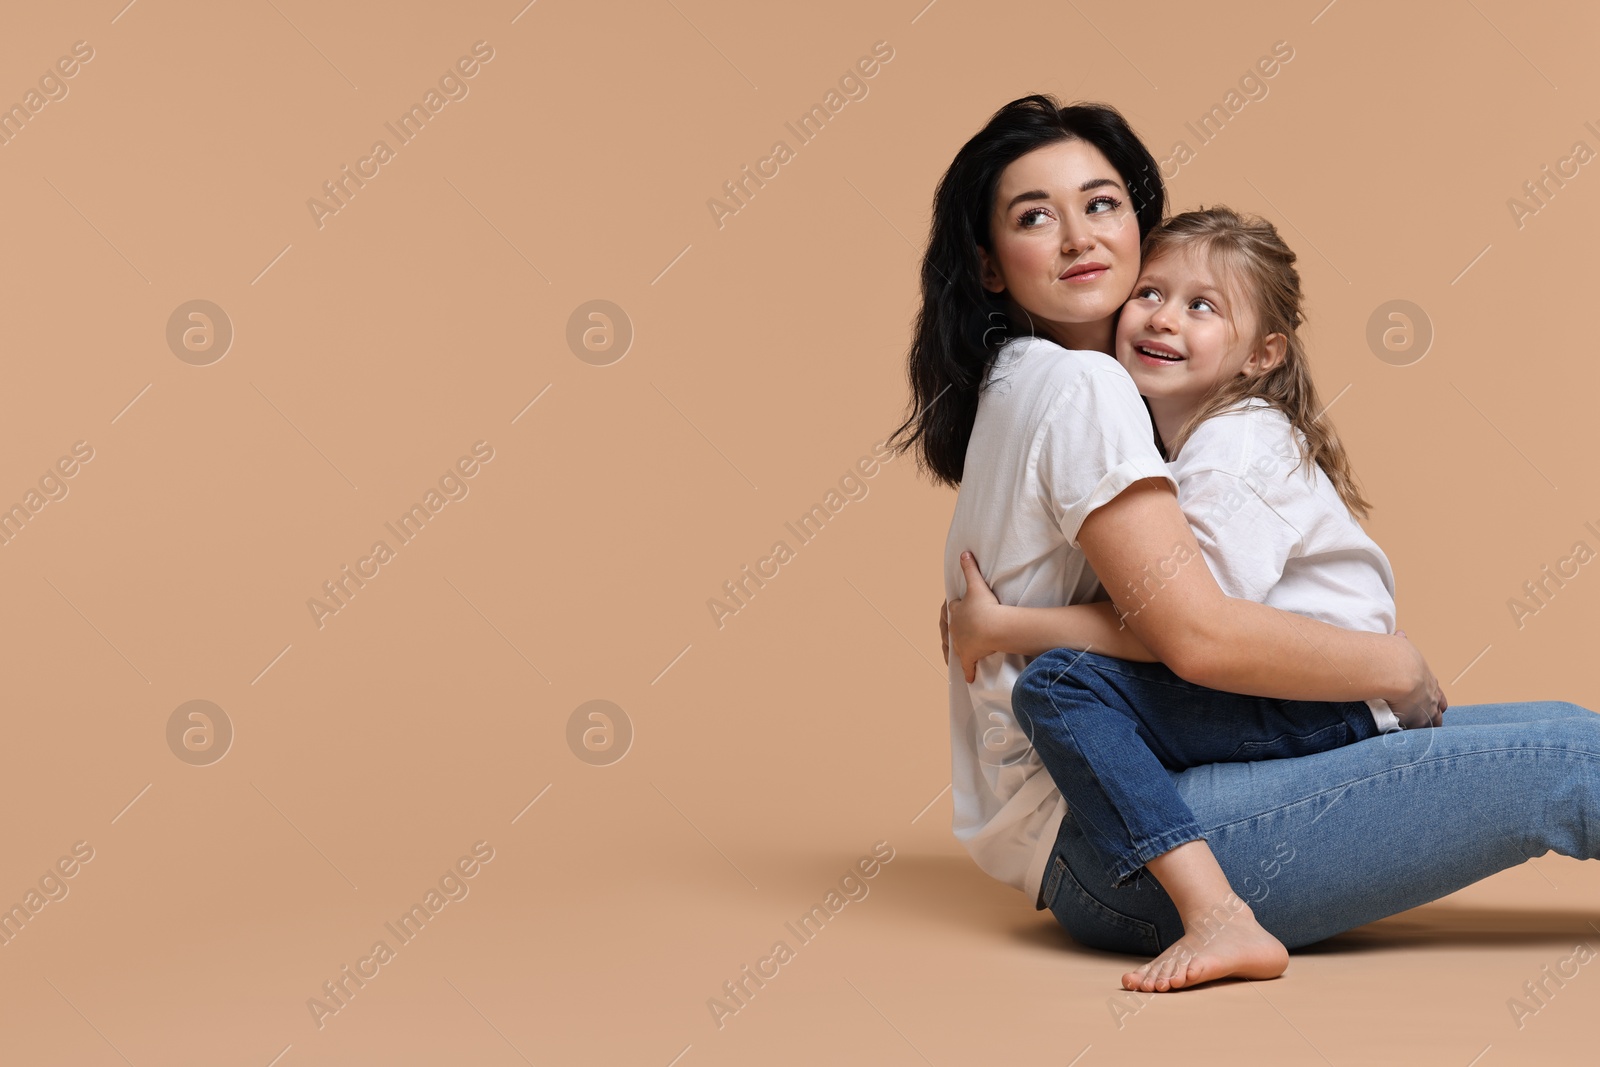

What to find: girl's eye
left=1017, top=206, right=1053, bottom=228
left=1087, top=195, right=1123, bottom=214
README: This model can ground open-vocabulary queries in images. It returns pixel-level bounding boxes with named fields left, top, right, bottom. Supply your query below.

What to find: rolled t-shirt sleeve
left=1037, top=366, right=1176, bottom=549
left=1179, top=468, right=1304, bottom=602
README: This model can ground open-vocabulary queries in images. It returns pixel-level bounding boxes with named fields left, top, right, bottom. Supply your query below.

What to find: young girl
left=947, top=205, right=1418, bottom=992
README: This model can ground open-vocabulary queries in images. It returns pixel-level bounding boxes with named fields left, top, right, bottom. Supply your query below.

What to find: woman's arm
left=1075, top=479, right=1444, bottom=723
left=947, top=553, right=1153, bottom=682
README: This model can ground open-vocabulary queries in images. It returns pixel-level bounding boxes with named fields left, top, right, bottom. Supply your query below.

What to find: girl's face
left=978, top=139, right=1141, bottom=352
left=1114, top=244, right=1284, bottom=408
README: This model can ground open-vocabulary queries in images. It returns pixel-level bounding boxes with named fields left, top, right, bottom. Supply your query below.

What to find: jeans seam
left=1033, top=663, right=1150, bottom=879
left=1025, top=650, right=1209, bottom=889
left=1040, top=856, right=1064, bottom=910
left=1050, top=846, right=1162, bottom=955
left=1115, top=825, right=1207, bottom=888
left=1203, top=743, right=1597, bottom=836
left=1225, top=721, right=1352, bottom=762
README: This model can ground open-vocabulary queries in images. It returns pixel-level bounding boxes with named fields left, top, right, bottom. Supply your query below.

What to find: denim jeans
left=1033, top=698, right=1600, bottom=952
left=1012, top=648, right=1380, bottom=887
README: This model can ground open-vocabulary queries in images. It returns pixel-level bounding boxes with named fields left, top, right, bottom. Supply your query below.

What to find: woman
left=890, top=94, right=1600, bottom=989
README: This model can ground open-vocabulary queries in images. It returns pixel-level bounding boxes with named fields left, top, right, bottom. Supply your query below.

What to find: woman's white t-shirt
left=944, top=336, right=1175, bottom=904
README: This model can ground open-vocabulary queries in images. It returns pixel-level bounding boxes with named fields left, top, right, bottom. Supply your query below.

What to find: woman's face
left=978, top=139, right=1142, bottom=352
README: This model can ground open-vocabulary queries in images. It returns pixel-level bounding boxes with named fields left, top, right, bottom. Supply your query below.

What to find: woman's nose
left=1060, top=219, right=1096, bottom=255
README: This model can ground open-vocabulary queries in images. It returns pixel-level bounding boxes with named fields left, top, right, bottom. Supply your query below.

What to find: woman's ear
left=977, top=246, right=1005, bottom=293
left=1246, top=332, right=1287, bottom=376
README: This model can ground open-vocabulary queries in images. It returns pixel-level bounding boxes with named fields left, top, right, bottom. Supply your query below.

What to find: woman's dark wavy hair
left=888, top=95, right=1166, bottom=487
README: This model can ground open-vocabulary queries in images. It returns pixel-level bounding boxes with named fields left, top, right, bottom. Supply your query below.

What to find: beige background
left=1, top=1, right=1597, bottom=1064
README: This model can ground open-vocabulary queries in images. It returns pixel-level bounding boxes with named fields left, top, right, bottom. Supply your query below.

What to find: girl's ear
left=977, top=246, right=1006, bottom=293
left=1246, top=332, right=1287, bottom=376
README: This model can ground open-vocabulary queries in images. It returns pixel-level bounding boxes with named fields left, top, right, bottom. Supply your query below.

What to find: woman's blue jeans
left=1028, top=696, right=1600, bottom=953
left=1012, top=649, right=1380, bottom=887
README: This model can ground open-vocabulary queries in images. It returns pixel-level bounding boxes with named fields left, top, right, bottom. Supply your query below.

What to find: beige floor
left=8, top=808, right=1598, bottom=1065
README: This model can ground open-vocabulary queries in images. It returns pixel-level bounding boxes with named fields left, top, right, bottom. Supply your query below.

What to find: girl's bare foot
left=1121, top=899, right=1288, bottom=992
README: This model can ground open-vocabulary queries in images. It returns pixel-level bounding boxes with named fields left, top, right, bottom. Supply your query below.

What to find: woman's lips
left=1060, top=263, right=1109, bottom=283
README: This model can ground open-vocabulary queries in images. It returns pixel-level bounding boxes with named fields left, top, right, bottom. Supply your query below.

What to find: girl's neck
left=1144, top=396, right=1199, bottom=456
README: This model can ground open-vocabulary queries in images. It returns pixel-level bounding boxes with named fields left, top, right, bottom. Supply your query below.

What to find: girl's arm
left=948, top=553, right=1153, bottom=682
left=1074, top=479, right=1443, bottom=723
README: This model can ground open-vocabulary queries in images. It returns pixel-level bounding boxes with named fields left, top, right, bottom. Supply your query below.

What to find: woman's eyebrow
left=1003, top=190, right=1051, bottom=211
left=1078, top=177, right=1123, bottom=194
left=1002, top=177, right=1124, bottom=212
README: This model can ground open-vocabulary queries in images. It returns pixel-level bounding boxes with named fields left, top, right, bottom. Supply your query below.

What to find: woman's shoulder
left=978, top=336, right=1158, bottom=462
left=991, top=335, right=1139, bottom=394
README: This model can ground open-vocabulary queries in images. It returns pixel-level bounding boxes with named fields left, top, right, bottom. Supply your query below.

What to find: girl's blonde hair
left=1142, top=205, right=1374, bottom=519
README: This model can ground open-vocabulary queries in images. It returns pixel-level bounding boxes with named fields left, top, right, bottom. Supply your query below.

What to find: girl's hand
left=949, top=552, right=1004, bottom=684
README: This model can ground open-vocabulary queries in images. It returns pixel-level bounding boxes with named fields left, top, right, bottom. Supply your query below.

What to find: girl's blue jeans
left=1011, top=649, right=1380, bottom=887
left=1020, top=681, right=1600, bottom=952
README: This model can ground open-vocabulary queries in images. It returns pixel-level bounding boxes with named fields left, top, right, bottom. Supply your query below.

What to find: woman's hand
left=1388, top=629, right=1448, bottom=728
left=939, top=599, right=950, bottom=665
left=949, top=552, right=1005, bottom=684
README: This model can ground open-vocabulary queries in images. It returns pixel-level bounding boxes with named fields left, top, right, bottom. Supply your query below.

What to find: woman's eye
left=1087, top=195, right=1123, bottom=214
left=1018, top=207, right=1052, bottom=228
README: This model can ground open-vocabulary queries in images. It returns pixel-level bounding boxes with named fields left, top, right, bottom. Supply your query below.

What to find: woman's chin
left=1054, top=289, right=1126, bottom=320
left=1035, top=302, right=1119, bottom=334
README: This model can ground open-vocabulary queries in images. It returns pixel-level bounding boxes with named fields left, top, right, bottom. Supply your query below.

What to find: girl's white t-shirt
left=945, top=338, right=1400, bottom=905
left=1169, top=396, right=1401, bottom=735
left=944, top=337, right=1175, bottom=904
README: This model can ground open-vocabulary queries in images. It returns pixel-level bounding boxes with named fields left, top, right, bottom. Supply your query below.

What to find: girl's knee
left=1013, top=651, right=1068, bottom=714
left=1013, top=654, right=1096, bottom=722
